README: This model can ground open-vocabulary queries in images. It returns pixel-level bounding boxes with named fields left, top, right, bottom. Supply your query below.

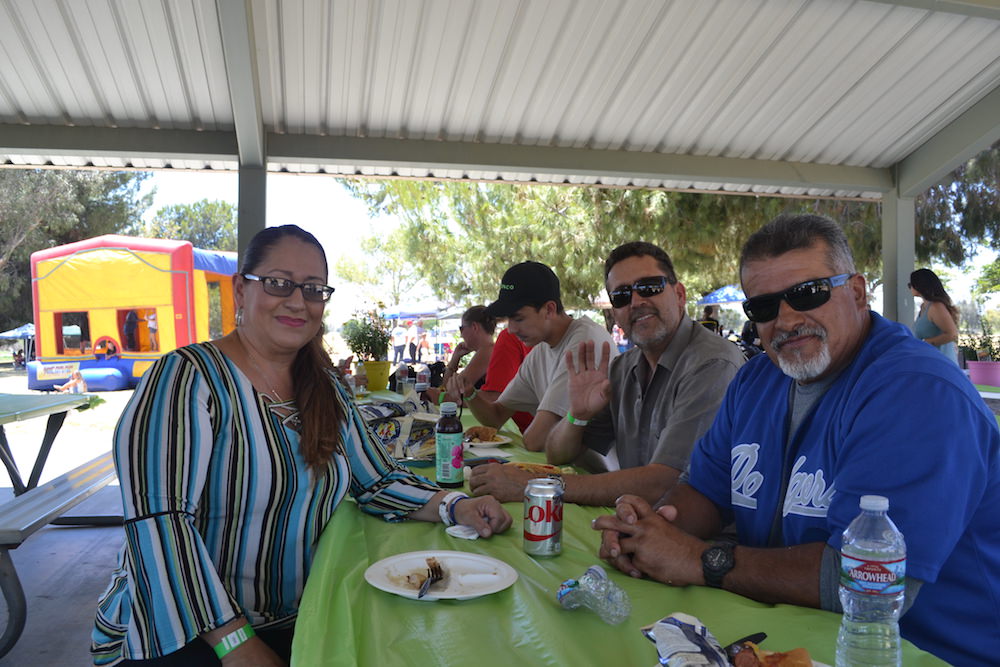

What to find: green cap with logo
left=485, top=261, right=561, bottom=318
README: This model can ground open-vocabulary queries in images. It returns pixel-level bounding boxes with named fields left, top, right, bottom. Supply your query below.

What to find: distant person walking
left=391, top=321, right=407, bottom=363
left=910, top=268, right=959, bottom=365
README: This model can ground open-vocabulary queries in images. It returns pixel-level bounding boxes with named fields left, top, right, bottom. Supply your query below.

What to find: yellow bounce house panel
left=29, top=235, right=237, bottom=391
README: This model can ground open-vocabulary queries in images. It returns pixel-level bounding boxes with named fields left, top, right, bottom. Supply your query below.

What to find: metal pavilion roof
left=1, top=0, right=998, bottom=201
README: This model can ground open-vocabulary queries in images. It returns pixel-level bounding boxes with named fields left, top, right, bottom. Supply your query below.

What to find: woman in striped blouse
left=91, top=225, right=511, bottom=666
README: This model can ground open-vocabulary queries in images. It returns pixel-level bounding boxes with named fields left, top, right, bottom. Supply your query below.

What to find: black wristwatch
left=701, top=543, right=735, bottom=588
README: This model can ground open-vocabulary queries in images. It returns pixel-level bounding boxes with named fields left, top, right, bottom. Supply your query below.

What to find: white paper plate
left=466, top=435, right=512, bottom=447
left=364, top=550, right=517, bottom=601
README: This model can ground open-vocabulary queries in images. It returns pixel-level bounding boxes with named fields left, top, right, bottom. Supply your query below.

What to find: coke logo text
left=524, top=499, right=562, bottom=523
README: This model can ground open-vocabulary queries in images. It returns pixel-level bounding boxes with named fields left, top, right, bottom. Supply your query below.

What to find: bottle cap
left=440, top=401, right=458, bottom=416
left=859, top=495, right=888, bottom=511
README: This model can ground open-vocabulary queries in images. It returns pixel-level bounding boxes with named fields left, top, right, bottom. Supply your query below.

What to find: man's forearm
left=544, top=418, right=587, bottom=465
left=466, top=392, right=510, bottom=428
left=657, top=483, right=724, bottom=539
left=723, top=542, right=825, bottom=608
left=562, top=464, right=679, bottom=506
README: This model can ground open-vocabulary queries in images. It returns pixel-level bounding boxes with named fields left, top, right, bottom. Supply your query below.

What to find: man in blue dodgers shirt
left=594, top=214, right=1000, bottom=666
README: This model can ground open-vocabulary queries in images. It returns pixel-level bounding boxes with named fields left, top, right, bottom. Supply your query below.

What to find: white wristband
left=437, top=491, right=469, bottom=527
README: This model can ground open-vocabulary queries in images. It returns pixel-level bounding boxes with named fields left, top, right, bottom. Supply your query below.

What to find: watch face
left=706, top=548, right=728, bottom=569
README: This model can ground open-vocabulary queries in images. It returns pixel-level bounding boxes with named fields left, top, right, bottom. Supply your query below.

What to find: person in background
left=470, top=242, right=743, bottom=505
left=447, top=261, right=616, bottom=451
left=430, top=306, right=533, bottom=433
left=698, top=305, right=720, bottom=333
left=56, top=370, right=87, bottom=394
left=595, top=214, right=1000, bottom=667
left=391, top=320, right=407, bottom=364
left=123, top=310, right=139, bottom=351
left=92, top=224, right=511, bottom=666
left=405, top=320, right=419, bottom=362
left=12, top=349, right=24, bottom=369
left=145, top=311, right=159, bottom=352
left=417, top=321, right=432, bottom=361
left=909, top=268, right=959, bottom=365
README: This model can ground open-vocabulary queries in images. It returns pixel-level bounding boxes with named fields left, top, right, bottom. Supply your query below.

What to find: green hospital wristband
left=214, top=624, right=255, bottom=659
left=566, top=412, right=589, bottom=426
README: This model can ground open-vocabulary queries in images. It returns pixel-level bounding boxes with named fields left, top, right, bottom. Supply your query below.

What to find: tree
left=332, top=227, right=423, bottom=306
left=139, top=199, right=237, bottom=251
left=0, top=170, right=151, bottom=331
left=341, top=180, right=885, bottom=312
left=343, top=140, right=1000, bottom=314
left=916, top=140, right=1000, bottom=265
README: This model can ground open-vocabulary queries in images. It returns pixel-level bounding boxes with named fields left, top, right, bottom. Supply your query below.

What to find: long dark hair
left=910, top=268, right=959, bottom=325
left=241, top=225, right=342, bottom=469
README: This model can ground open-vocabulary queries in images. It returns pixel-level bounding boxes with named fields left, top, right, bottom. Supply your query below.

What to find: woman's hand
left=451, top=495, right=512, bottom=538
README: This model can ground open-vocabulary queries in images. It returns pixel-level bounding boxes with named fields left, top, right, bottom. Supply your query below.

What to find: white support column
left=881, top=191, right=916, bottom=324
left=238, top=166, right=267, bottom=262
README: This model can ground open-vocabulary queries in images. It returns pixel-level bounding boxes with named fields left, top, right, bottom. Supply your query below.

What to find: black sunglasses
left=742, top=273, right=852, bottom=323
left=608, top=276, right=671, bottom=308
left=243, top=273, right=336, bottom=303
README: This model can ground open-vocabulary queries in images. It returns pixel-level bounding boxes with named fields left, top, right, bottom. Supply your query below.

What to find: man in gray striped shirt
left=470, top=242, right=744, bottom=506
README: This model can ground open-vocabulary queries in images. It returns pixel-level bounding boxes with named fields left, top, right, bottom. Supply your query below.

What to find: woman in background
left=909, top=268, right=959, bottom=365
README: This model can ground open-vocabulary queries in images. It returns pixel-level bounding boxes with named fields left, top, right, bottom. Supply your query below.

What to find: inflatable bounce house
left=28, top=235, right=237, bottom=391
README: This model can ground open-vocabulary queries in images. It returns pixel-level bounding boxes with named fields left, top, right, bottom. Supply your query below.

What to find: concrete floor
left=0, top=486, right=123, bottom=667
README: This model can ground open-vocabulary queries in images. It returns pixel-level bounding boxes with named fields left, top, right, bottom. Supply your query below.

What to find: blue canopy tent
left=697, top=284, right=745, bottom=305
left=0, top=323, right=36, bottom=365
left=0, top=323, right=35, bottom=340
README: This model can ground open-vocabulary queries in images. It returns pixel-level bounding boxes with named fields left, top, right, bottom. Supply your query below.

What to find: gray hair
left=739, top=214, right=856, bottom=278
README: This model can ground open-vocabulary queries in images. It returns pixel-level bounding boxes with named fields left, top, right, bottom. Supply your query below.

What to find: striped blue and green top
left=91, top=343, right=439, bottom=663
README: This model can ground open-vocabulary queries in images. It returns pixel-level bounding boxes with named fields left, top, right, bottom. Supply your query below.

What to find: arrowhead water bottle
left=836, top=495, right=906, bottom=667
left=557, top=565, right=630, bottom=625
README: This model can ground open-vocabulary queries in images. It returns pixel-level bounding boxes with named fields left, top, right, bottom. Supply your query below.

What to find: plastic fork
left=418, top=558, right=444, bottom=599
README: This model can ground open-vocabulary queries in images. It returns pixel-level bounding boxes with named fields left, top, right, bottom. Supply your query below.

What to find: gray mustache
left=772, top=325, right=827, bottom=351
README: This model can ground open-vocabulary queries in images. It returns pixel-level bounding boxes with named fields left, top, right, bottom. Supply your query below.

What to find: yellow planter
left=363, top=360, right=392, bottom=392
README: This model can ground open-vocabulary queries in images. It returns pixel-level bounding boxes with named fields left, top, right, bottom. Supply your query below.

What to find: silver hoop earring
left=236, top=307, right=244, bottom=327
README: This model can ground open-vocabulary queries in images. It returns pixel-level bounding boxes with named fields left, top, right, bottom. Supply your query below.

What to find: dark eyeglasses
left=742, top=273, right=852, bottom=323
left=243, top=273, right=336, bottom=303
left=608, top=276, right=671, bottom=308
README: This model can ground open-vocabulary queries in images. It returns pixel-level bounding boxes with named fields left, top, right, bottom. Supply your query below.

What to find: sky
left=137, top=170, right=413, bottom=326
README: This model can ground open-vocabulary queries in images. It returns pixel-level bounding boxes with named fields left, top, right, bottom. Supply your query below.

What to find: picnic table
left=291, top=414, right=945, bottom=666
left=0, top=392, right=91, bottom=495
left=0, top=392, right=120, bottom=657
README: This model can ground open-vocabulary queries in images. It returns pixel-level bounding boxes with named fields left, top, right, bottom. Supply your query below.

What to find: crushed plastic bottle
left=557, top=565, right=630, bottom=625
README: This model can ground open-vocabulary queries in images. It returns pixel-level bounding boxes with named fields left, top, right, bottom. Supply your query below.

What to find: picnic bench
left=0, top=393, right=122, bottom=657
left=0, top=451, right=118, bottom=657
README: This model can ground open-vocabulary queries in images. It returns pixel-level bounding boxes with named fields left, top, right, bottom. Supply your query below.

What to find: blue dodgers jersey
left=689, top=313, right=1000, bottom=667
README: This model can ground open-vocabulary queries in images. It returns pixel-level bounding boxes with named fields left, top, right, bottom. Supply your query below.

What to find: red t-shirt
left=480, top=329, right=534, bottom=433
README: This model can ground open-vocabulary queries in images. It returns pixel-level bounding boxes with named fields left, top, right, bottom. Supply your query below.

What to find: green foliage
left=341, top=180, right=886, bottom=309
left=332, top=226, right=423, bottom=305
left=341, top=309, right=391, bottom=360
left=138, top=199, right=237, bottom=250
left=0, top=170, right=151, bottom=331
left=916, top=140, right=1000, bottom=264
left=974, top=258, right=1000, bottom=296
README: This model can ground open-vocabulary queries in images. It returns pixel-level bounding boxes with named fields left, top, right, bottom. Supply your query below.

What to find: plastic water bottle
left=415, top=366, right=430, bottom=392
left=557, top=565, right=630, bottom=625
left=836, top=495, right=906, bottom=667
left=395, top=364, right=409, bottom=393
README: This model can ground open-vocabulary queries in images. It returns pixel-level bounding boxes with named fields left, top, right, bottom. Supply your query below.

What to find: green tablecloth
left=292, top=425, right=945, bottom=666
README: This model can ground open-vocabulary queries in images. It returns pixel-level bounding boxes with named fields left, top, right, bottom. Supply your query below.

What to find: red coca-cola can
left=523, top=477, right=563, bottom=556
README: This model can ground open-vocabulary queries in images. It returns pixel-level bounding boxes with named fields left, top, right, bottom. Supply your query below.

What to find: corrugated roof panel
left=801, top=10, right=992, bottom=166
